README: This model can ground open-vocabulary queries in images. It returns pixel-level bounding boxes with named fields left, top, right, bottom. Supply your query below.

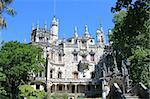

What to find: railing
left=49, top=78, right=93, bottom=83
left=35, top=77, right=98, bottom=83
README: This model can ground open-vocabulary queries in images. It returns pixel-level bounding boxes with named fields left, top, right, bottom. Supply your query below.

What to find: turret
left=96, top=24, right=105, bottom=46
left=50, top=16, right=58, bottom=42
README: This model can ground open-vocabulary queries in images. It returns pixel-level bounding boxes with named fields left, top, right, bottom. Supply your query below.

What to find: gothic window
left=82, top=55, right=87, bottom=61
left=50, top=70, right=53, bottom=78
left=90, top=54, right=95, bottom=61
left=39, top=37, right=44, bottom=42
left=36, top=84, right=40, bottom=90
left=58, top=71, right=62, bottom=79
left=74, top=54, right=78, bottom=61
left=39, top=72, right=42, bottom=77
left=91, top=72, right=95, bottom=79
left=58, top=54, right=62, bottom=62
left=73, top=72, right=78, bottom=79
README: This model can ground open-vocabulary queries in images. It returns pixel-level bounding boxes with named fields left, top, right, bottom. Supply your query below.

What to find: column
left=84, top=85, right=87, bottom=92
left=65, top=84, right=67, bottom=92
left=75, top=84, right=78, bottom=99
left=54, top=84, right=57, bottom=92
left=75, top=84, right=77, bottom=93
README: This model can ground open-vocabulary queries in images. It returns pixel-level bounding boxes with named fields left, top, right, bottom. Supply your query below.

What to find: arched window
left=39, top=72, right=42, bottom=77
left=50, top=70, right=53, bottom=78
left=101, top=36, right=104, bottom=43
left=82, top=55, right=87, bottom=61
left=58, top=54, right=62, bottom=62
left=58, top=71, right=62, bottom=79
left=90, top=54, right=95, bottom=61
left=74, top=54, right=78, bottom=61
left=91, top=72, right=95, bottom=79
left=73, top=72, right=78, bottom=79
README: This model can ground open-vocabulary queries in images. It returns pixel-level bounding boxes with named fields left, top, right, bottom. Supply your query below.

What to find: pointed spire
left=37, top=20, right=40, bottom=30
left=84, top=25, right=90, bottom=37
left=74, top=26, right=78, bottom=38
left=99, top=23, right=104, bottom=33
left=44, top=20, right=47, bottom=30
left=85, top=25, right=89, bottom=33
left=32, top=23, right=35, bottom=30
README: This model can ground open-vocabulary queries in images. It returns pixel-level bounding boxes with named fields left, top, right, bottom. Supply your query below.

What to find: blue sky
left=1, top=0, right=116, bottom=43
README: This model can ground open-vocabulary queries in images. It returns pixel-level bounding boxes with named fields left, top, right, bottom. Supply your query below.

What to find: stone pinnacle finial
left=44, top=21, right=47, bottom=30
left=74, top=26, right=78, bottom=38
left=85, top=25, right=88, bottom=33
left=32, top=23, right=34, bottom=30
left=99, top=23, right=103, bottom=32
left=37, top=20, right=40, bottom=29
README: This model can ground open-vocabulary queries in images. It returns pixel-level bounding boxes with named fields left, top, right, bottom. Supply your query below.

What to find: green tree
left=18, top=85, right=47, bottom=99
left=111, top=0, right=150, bottom=86
left=0, top=0, right=16, bottom=28
left=0, top=41, right=45, bottom=98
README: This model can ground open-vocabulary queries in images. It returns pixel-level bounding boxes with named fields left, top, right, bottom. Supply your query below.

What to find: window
left=59, top=85, right=62, bottom=91
left=39, top=37, right=44, bottom=42
left=39, top=72, right=42, bottom=77
left=58, top=71, right=62, bottom=79
left=50, top=70, right=53, bottom=78
left=90, top=40, right=93, bottom=43
left=73, top=72, right=78, bottom=79
left=36, top=84, right=40, bottom=90
left=101, top=36, right=104, bottom=43
left=87, top=85, right=91, bottom=91
left=82, top=55, right=87, bottom=61
left=58, top=54, right=62, bottom=62
left=91, top=72, right=95, bottom=79
left=74, top=54, right=78, bottom=61
left=90, top=54, right=95, bottom=61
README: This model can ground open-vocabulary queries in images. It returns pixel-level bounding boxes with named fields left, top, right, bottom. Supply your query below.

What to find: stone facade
left=30, top=16, right=105, bottom=98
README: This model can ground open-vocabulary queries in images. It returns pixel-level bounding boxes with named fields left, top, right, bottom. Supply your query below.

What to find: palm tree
left=0, top=0, right=15, bottom=28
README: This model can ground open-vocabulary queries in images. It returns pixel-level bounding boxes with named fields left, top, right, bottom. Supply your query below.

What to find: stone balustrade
left=35, top=77, right=99, bottom=84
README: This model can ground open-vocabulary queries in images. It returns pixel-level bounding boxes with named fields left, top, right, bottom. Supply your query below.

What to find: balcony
left=78, top=60, right=89, bottom=72
left=49, top=78, right=93, bottom=84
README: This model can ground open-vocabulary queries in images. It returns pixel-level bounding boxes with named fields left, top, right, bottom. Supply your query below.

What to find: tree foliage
left=0, top=0, right=16, bottom=28
left=0, top=41, right=45, bottom=98
left=18, top=85, right=47, bottom=99
left=111, top=0, right=150, bottom=86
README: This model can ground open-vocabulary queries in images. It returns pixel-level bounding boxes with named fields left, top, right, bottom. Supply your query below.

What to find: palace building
left=30, top=16, right=105, bottom=98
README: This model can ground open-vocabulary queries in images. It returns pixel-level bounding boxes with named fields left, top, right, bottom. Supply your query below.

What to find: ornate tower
left=50, top=16, right=58, bottom=42
left=96, top=24, right=105, bottom=47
